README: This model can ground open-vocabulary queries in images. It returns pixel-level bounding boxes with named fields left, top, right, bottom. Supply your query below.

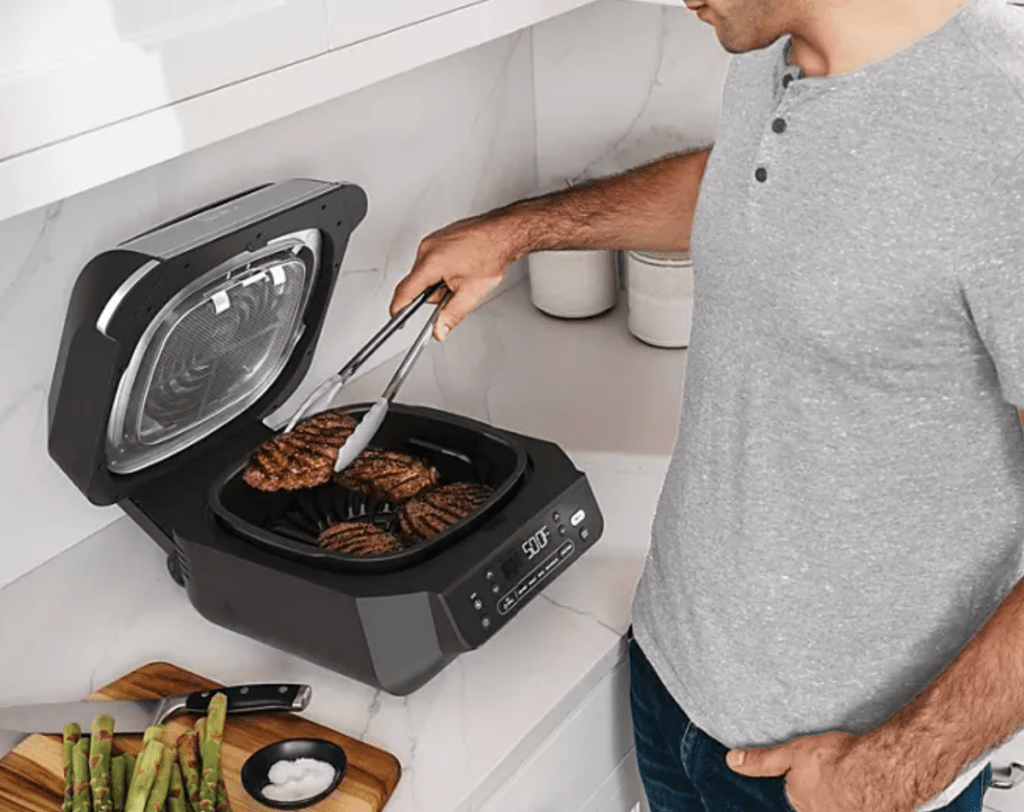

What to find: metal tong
left=283, top=281, right=453, bottom=472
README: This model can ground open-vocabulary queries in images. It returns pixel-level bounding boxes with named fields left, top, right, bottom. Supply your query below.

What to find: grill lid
left=48, top=179, right=369, bottom=506
left=106, top=230, right=318, bottom=474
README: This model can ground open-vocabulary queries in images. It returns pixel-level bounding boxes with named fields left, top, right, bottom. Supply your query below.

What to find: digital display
left=501, top=525, right=553, bottom=581
left=501, top=552, right=523, bottom=581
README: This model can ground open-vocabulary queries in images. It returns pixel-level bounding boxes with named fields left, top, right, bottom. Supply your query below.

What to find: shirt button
left=755, top=167, right=768, bottom=183
left=772, top=117, right=787, bottom=134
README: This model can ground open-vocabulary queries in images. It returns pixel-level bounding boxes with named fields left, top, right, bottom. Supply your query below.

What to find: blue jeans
left=628, top=633, right=993, bottom=812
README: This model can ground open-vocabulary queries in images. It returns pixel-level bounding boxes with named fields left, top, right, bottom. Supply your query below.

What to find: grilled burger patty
left=243, top=409, right=358, bottom=492
left=398, top=482, right=493, bottom=542
left=318, top=521, right=403, bottom=556
left=337, top=448, right=440, bottom=502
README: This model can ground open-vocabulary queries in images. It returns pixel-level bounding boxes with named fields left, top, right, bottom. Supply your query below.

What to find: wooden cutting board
left=0, top=663, right=401, bottom=812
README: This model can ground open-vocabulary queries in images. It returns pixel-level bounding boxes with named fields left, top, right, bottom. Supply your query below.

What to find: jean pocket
left=776, top=777, right=799, bottom=812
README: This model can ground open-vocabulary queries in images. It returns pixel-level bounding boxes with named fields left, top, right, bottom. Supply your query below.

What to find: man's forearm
left=841, top=574, right=1024, bottom=809
left=496, top=147, right=712, bottom=260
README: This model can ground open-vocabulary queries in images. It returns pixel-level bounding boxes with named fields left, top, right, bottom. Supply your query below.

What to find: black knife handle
left=183, top=684, right=312, bottom=715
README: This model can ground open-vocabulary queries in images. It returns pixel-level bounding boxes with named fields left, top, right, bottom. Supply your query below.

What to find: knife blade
left=0, top=683, right=312, bottom=734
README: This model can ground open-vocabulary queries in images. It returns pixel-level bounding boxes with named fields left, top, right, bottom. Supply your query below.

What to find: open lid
left=48, top=179, right=368, bottom=506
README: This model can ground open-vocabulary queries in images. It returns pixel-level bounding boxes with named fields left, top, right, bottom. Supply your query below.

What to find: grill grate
left=266, top=480, right=401, bottom=548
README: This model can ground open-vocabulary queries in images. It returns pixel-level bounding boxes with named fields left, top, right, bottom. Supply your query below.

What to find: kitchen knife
left=0, top=683, right=312, bottom=734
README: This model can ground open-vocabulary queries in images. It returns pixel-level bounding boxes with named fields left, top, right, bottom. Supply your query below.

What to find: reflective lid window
left=107, top=230, right=320, bottom=474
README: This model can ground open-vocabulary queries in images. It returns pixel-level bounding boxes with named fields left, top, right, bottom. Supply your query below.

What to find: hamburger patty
left=243, top=409, right=357, bottom=492
left=398, top=482, right=493, bottom=542
left=337, top=448, right=440, bottom=502
left=318, top=521, right=403, bottom=556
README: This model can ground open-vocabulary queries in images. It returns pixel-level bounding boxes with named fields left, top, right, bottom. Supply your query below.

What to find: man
left=390, top=0, right=1024, bottom=809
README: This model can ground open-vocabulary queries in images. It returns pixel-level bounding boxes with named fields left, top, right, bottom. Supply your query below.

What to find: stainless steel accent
left=282, top=281, right=446, bottom=432
left=96, top=260, right=160, bottom=337
left=105, top=228, right=321, bottom=474
left=991, top=762, right=1024, bottom=790
left=331, top=289, right=453, bottom=473
left=382, top=290, right=452, bottom=402
left=0, top=697, right=181, bottom=734
left=293, top=685, right=313, bottom=710
left=120, top=179, right=336, bottom=260
left=0, top=684, right=314, bottom=734
left=97, top=180, right=335, bottom=337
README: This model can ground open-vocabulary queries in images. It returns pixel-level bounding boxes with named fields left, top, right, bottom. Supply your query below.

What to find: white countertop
left=0, top=279, right=688, bottom=812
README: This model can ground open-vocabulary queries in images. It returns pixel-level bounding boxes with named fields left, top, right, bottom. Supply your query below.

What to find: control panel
left=453, top=476, right=603, bottom=647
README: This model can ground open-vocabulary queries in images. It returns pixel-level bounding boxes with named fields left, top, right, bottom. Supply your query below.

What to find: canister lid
left=626, top=249, right=692, bottom=266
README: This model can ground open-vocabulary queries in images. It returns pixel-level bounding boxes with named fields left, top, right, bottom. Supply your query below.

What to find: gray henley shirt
left=630, top=0, right=1024, bottom=808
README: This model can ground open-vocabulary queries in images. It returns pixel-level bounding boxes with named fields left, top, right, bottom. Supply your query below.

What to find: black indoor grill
left=47, top=179, right=604, bottom=695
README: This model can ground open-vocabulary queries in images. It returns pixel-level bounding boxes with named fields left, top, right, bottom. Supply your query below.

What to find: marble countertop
left=0, top=279, right=688, bottom=812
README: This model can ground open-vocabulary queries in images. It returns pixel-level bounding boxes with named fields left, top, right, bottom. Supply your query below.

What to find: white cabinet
left=0, top=0, right=598, bottom=223
left=326, top=0, right=487, bottom=49
left=480, top=653, right=646, bottom=812
left=0, top=0, right=326, bottom=161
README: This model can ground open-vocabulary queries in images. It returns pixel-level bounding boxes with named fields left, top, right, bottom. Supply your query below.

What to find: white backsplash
left=0, top=31, right=538, bottom=589
left=533, top=0, right=730, bottom=187
left=0, top=0, right=730, bottom=590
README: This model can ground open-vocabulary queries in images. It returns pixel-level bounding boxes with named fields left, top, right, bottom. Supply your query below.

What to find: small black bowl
left=241, top=738, right=347, bottom=809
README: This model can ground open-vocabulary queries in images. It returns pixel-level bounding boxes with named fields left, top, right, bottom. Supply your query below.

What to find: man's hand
left=390, top=212, right=520, bottom=342
left=726, top=731, right=905, bottom=812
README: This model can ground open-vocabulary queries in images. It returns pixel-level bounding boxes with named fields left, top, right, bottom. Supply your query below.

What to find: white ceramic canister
left=624, top=249, right=694, bottom=348
left=527, top=249, right=618, bottom=319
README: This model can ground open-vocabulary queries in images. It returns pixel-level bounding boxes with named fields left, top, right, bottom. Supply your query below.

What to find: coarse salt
left=263, top=757, right=337, bottom=803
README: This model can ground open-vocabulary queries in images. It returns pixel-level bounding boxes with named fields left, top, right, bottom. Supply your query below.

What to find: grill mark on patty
left=243, top=408, right=358, bottom=491
left=317, top=521, right=403, bottom=556
left=397, top=482, right=494, bottom=544
left=337, top=448, right=440, bottom=502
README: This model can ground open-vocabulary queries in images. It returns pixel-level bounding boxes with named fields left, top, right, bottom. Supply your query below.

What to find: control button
left=559, top=525, right=567, bottom=536
left=473, top=598, right=484, bottom=611
left=516, top=583, right=530, bottom=599
left=528, top=576, right=538, bottom=588
left=579, top=527, right=591, bottom=542
left=491, top=583, right=501, bottom=595
left=559, top=541, right=574, bottom=558
left=783, top=74, right=794, bottom=88
left=570, top=509, right=586, bottom=527
left=499, top=595, right=517, bottom=613
left=755, top=167, right=768, bottom=183
left=772, top=117, right=787, bottom=134
left=552, top=512, right=561, bottom=523
left=481, top=617, right=491, bottom=629
left=486, top=570, right=494, bottom=580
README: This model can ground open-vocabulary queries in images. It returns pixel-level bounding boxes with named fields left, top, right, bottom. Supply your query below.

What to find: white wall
left=0, top=31, right=538, bottom=589
left=532, top=0, right=730, bottom=188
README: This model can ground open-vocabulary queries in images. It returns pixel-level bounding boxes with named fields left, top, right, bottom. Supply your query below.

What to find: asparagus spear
left=124, top=754, right=137, bottom=796
left=198, top=695, right=227, bottom=812
left=71, top=736, right=92, bottom=812
left=124, top=737, right=163, bottom=812
left=111, top=755, right=127, bottom=812
left=143, top=726, right=165, bottom=745
left=215, top=779, right=232, bottom=812
left=176, top=730, right=201, bottom=811
left=62, top=723, right=82, bottom=812
left=144, top=745, right=174, bottom=812
left=90, top=714, right=115, bottom=812
left=168, top=764, right=189, bottom=812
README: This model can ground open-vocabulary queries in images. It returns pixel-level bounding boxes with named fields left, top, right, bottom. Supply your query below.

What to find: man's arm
left=840, top=569, right=1024, bottom=809
left=502, top=146, right=712, bottom=258
left=390, top=147, right=712, bottom=338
